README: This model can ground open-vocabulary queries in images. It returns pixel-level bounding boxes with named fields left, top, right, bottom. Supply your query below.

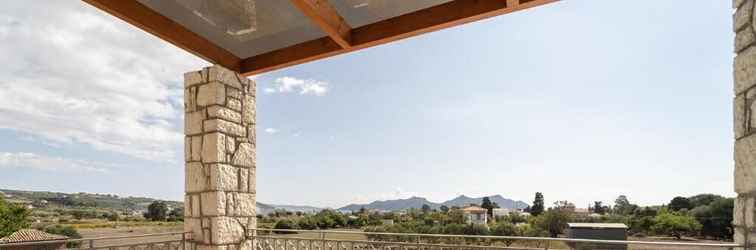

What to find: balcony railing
left=252, top=229, right=744, bottom=250
left=0, top=232, right=193, bottom=250
left=0, top=229, right=745, bottom=250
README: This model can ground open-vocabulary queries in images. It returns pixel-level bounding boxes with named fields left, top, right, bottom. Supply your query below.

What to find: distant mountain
left=340, top=196, right=440, bottom=212
left=256, top=202, right=276, bottom=215
left=339, top=194, right=528, bottom=212
left=442, top=195, right=528, bottom=210
left=0, top=189, right=183, bottom=212
left=269, top=204, right=323, bottom=213
left=0, top=189, right=319, bottom=216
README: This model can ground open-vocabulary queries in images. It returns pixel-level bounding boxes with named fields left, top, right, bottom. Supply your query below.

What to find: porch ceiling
left=82, top=0, right=557, bottom=76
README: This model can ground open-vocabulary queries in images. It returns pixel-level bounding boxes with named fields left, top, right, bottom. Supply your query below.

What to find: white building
left=492, top=208, right=511, bottom=217
left=462, top=206, right=488, bottom=225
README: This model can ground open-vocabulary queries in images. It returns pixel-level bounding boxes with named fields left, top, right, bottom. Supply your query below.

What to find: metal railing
left=0, top=229, right=745, bottom=250
left=252, top=229, right=745, bottom=250
left=0, top=232, right=192, bottom=250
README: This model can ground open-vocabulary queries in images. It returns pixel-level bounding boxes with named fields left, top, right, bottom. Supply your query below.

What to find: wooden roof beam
left=289, top=0, right=352, bottom=48
left=240, top=0, right=557, bottom=76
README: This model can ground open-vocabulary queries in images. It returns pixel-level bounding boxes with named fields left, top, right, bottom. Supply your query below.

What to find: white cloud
left=266, top=77, right=329, bottom=96
left=264, top=128, right=279, bottom=134
left=0, top=1, right=206, bottom=161
left=0, top=152, right=114, bottom=172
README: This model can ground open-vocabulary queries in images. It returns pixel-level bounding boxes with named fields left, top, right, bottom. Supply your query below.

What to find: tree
left=105, top=212, right=120, bottom=222
left=168, top=207, right=184, bottom=221
left=651, top=210, right=702, bottom=239
left=144, top=201, right=168, bottom=221
left=669, top=197, right=693, bottom=212
left=481, top=197, right=496, bottom=218
left=592, top=201, right=607, bottom=215
left=274, top=219, right=297, bottom=234
left=614, top=195, right=637, bottom=215
left=421, top=204, right=431, bottom=214
left=689, top=194, right=723, bottom=208
left=43, top=225, right=81, bottom=248
left=691, top=197, right=734, bottom=239
left=534, top=209, right=572, bottom=237
left=0, top=197, right=29, bottom=238
left=531, top=192, right=544, bottom=216
left=439, top=205, right=449, bottom=213
left=491, top=221, right=519, bottom=246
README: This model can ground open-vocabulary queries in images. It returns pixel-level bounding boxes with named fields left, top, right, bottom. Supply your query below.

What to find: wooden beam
left=82, top=0, right=241, bottom=71
left=289, top=0, right=352, bottom=48
left=241, top=0, right=557, bottom=76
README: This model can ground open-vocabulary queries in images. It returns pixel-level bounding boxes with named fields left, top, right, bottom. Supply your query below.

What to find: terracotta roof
left=462, top=206, right=488, bottom=213
left=0, top=229, right=69, bottom=243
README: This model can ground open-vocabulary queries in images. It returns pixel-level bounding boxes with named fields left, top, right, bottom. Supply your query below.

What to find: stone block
left=201, top=191, right=227, bottom=216
left=185, top=87, right=198, bottom=112
left=210, top=164, right=238, bottom=191
left=247, top=127, right=255, bottom=144
left=248, top=167, right=255, bottom=193
left=191, top=135, right=203, bottom=161
left=208, top=105, right=242, bottom=124
left=186, top=110, right=207, bottom=135
left=185, top=137, right=191, bottom=162
left=736, top=94, right=747, bottom=139
left=232, top=143, right=255, bottom=168
left=210, top=216, right=246, bottom=245
left=185, top=218, right=203, bottom=241
left=735, top=0, right=754, bottom=32
left=242, top=94, right=255, bottom=125
left=208, top=66, right=243, bottom=89
left=204, top=119, right=247, bottom=137
left=185, top=70, right=205, bottom=88
left=737, top=25, right=756, bottom=53
left=185, top=195, right=193, bottom=217
left=227, top=98, right=242, bottom=112
left=197, top=82, right=226, bottom=106
left=227, top=87, right=241, bottom=100
left=239, top=168, right=248, bottom=192
left=735, top=46, right=756, bottom=94
left=202, top=133, right=228, bottom=164
left=192, top=195, right=201, bottom=217
left=186, top=162, right=207, bottom=192
left=735, top=135, right=756, bottom=193
left=736, top=0, right=747, bottom=9
left=236, top=193, right=255, bottom=216
left=734, top=196, right=756, bottom=227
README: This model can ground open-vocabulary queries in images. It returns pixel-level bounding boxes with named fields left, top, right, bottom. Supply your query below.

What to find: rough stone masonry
left=184, top=65, right=256, bottom=250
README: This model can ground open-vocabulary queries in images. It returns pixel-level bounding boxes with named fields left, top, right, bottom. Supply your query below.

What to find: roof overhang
left=83, top=0, right=558, bottom=76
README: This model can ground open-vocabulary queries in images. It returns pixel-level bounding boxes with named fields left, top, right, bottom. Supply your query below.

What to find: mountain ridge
left=339, top=194, right=529, bottom=212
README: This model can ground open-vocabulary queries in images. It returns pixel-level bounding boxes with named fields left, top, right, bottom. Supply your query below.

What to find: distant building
left=492, top=208, right=511, bottom=218
left=573, top=208, right=590, bottom=215
left=381, top=219, right=394, bottom=226
left=566, top=223, right=628, bottom=250
left=0, top=229, right=69, bottom=250
left=462, top=206, right=488, bottom=225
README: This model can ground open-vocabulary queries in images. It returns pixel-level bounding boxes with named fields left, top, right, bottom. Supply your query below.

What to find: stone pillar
left=184, top=65, right=256, bottom=250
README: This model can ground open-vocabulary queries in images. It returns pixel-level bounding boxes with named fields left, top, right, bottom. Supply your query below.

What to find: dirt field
left=77, top=224, right=185, bottom=248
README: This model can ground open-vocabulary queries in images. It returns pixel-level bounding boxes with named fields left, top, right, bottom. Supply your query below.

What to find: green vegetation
left=0, top=197, right=30, bottom=238
left=650, top=209, right=701, bottom=239
left=259, top=192, right=735, bottom=244
left=144, top=201, right=168, bottom=221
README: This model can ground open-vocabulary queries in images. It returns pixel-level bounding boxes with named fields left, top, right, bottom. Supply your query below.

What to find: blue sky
left=0, top=1, right=735, bottom=208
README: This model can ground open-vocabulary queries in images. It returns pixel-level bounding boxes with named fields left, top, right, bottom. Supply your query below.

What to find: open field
left=77, top=224, right=184, bottom=248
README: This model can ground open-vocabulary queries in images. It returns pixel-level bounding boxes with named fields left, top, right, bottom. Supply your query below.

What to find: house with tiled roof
left=0, top=229, right=69, bottom=250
